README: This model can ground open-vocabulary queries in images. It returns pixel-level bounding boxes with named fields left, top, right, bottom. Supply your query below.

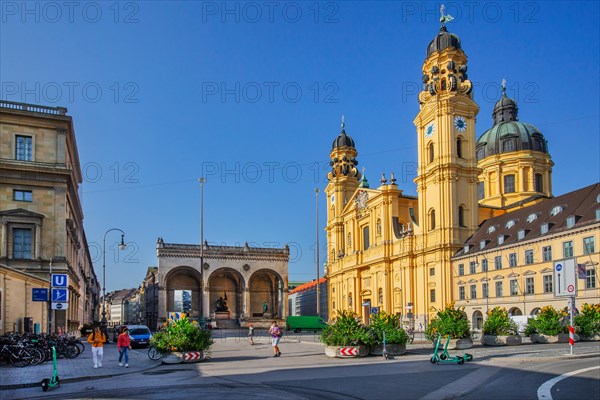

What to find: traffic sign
left=52, top=302, right=68, bottom=310
left=51, top=274, right=68, bottom=287
left=32, top=288, right=49, bottom=301
left=339, top=347, right=359, bottom=357
left=370, top=307, right=380, bottom=315
left=51, top=288, right=69, bottom=302
left=554, top=259, right=577, bottom=297
left=183, top=351, right=202, bottom=361
left=169, top=312, right=185, bottom=321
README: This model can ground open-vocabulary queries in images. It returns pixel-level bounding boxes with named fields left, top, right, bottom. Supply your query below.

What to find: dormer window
left=480, top=240, right=488, bottom=250
left=464, top=244, right=471, bottom=253
left=540, top=223, right=550, bottom=235
left=498, top=235, right=505, bottom=245
left=550, top=206, right=563, bottom=216
left=517, top=229, right=526, bottom=240
left=526, top=213, right=538, bottom=223
left=596, top=194, right=600, bottom=203
left=566, top=215, right=576, bottom=228
left=487, top=225, right=496, bottom=234
left=506, top=220, right=516, bottom=229
left=596, top=209, right=600, bottom=221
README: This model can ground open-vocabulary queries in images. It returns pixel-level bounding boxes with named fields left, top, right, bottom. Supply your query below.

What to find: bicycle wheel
left=10, top=349, right=32, bottom=367
left=148, top=347, right=162, bottom=360
left=30, top=348, right=45, bottom=365
left=64, top=344, right=80, bottom=359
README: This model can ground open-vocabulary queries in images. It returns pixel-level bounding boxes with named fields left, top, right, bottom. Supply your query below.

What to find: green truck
left=285, top=316, right=327, bottom=332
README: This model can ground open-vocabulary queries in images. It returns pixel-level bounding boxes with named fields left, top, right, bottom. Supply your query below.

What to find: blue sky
left=2, top=1, right=599, bottom=292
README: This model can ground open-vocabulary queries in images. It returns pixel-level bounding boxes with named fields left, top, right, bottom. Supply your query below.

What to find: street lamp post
left=199, top=177, right=206, bottom=323
left=101, top=228, right=126, bottom=337
left=315, top=188, right=320, bottom=317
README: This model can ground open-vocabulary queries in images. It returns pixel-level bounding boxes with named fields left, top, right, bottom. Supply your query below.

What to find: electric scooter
left=430, top=334, right=471, bottom=365
left=41, top=346, right=60, bottom=391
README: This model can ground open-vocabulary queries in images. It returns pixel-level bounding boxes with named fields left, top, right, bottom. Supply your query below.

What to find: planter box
left=161, top=351, right=204, bottom=364
left=369, top=344, right=406, bottom=356
left=324, top=345, right=369, bottom=358
left=431, top=337, right=473, bottom=350
left=531, top=333, right=580, bottom=344
left=482, top=335, right=522, bottom=346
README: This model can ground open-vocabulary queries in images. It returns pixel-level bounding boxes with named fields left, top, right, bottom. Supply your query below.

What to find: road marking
left=420, top=366, right=500, bottom=400
left=537, top=366, right=600, bottom=400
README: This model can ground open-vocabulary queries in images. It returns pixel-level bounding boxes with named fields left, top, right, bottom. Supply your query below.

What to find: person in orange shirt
left=117, top=326, right=132, bottom=367
left=87, top=326, right=106, bottom=368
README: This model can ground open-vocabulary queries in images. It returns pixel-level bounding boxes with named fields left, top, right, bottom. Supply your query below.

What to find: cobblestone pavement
left=0, top=343, right=162, bottom=389
left=1, top=331, right=598, bottom=390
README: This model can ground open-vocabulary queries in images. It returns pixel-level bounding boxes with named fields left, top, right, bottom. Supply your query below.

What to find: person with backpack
left=87, top=326, right=106, bottom=368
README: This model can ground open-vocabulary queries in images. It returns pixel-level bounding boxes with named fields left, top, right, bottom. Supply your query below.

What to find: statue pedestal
left=215, top=312, right=230, bottom=320
left=263, top=313, right=272, bottom=319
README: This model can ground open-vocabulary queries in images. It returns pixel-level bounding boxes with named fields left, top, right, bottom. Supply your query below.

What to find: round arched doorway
left=165, top=266, right=202, bottom=320
left=207, top=268, right=244, bottom=319
left=248, top=269, right=284, bottom=319
left=508, top=307, right=523, bottom=316
left=472, top=310, right=484, bottom=331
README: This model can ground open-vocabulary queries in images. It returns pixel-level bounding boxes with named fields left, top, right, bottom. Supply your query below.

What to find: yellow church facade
left=324, top=24, right=599, bottom=327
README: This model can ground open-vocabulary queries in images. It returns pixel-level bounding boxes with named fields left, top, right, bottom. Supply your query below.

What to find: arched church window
left=478, top=182, right=485, bottom=200
left=428, top=143, right=434, bottom=163
left=378, top=288, right=383, bottom=305
left=535, top=173, right=543, bottom=193
left=457, top=138, right=463, bottom=158
left=429, top=209, right=436, bottom=231
left=458, top=206, right=465, bottom=227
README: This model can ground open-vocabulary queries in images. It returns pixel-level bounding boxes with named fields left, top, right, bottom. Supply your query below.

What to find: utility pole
left=315, top=188, right=320, bottom=317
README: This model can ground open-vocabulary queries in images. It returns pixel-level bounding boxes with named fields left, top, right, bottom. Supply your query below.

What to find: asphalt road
left=4, top=339, right=599, bottom=400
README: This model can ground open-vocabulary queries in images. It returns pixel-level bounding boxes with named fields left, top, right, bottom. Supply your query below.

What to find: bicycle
left=147, top=346, right=163, bottom=360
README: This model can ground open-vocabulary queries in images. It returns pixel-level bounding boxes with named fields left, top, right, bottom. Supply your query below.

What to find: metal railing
left=0, top=100, right=67, bottom=116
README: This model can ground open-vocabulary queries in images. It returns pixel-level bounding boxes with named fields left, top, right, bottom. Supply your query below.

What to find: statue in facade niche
left=216, top=297, right=228, bottom=312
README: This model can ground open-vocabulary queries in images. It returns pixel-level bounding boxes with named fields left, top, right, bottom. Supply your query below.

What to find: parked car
left=126, top=325, right=152, bottom=348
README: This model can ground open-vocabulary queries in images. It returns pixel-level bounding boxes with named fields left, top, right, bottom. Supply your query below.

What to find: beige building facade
left=0, top=100, right=100, bottom=334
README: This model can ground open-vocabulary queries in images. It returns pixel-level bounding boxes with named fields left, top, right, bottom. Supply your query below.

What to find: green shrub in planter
left=151, top=315, right=213, bottom=353
left=574, top=303, right=600, bottom=337
left=524, top=305, right=568, bottom=336
left=425, top=302, right=470, bottom=341
left=369, top=311, right=409, bottom=345
left=482, top=307, right=518, bottom=336
left=321, top=310, right=375, bottom=347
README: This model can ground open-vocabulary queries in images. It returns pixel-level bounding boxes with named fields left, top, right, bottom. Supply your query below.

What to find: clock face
left=425, top=122, right=435, bottom=138
left=454, top=116, right=467, bottom=132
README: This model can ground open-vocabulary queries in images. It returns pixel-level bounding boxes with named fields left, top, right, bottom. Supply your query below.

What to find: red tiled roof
left=289, top=277, right=327, bottom=294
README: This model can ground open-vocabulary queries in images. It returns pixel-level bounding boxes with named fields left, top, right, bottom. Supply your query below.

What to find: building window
left=429, top=267, right=435, bottom=276
left=348, top=293, right=353, bottom=307
left=540, top=223, right=549, bottom=235
left=430, top=289, right=436, bottom=303
left=13, top=190, right=33, bottom=202
left=481, top=259, right=488, bottom=272
left=596, top=209, right=600, bottom=221
left=583, top=237, right=595, bottom=255
left=535, top=173, right=543, bottom=192
left=16, top=135, right=33, bottom=161
left=543, top=275, right=553, bottom=293
left=495, top=281, right=503, bottom=297
left=550, top=206, right=563, bottom=216
left=478, top=182, right=485, bottom=200
left=566, top=216, right=576, bottom=228
left=459, top=286, right=465, bottom=300
left=506, top=220, right=516, bottom=229
left=458, top=264, right=464, bottom=276
left=563, top=241, right=574, bottom=258
left=494, top=256, right=502, bottom=270
left=482, top=282, right=489, bottom=298
left=586, top=269, right=597, bottom=289
left=456, top=138, right=463, bottom=158
left=429, top=143, right=434, bottom=163
left=498, top=235, right=505, bottom=245
left=527, top=213, right=538, bottom=223
left=13, top=228, right=33, bottom=259
left=458, top=206, right=465, bottom=227
left=378, top=288, right=383, bottom=304
left=509, top=253, right=517, bottom=267
left=510, top=279, right=519, bottom=296
left=362, top=226, right=370, bottom=250
left=470, top=284, right=477, bottom=299
left=504, top=175, right=515, bottom=193
left=525, top=250, right=534, bottom=265
left=517, top=230, right=526, bottom=240
left=502, top=139, right=515, bottom=152
left=469, top=261, right=477, bottom=274
left=429, top=209, right=436, bottom=231
left=347, top=233, right=352, bottom=248
left=525, top=277, right=535, bottom=294
left=542, top=246, right=552, bottom=262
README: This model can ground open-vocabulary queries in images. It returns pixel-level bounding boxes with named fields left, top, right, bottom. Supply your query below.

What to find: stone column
left=0, top=222, right=7, bottom=258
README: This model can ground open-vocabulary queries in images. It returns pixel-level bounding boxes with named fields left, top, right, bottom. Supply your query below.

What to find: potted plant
left=425, top=303, right=472, bottom=350
left=481, top=307, right=522, bottom=346
left=369, top=311, right=409, bottom=356
left=525, top=305, right=575, bottom=343
left=574, top=303, right=600, bottom=341
left=321, top=310, right=374, bottom=358
left=150, top=315, right=213, bottom=363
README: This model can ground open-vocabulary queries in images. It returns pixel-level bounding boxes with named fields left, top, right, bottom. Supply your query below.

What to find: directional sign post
left=554, top=259, right=577, bottom=298
left=32, top=288, right=49, bottom=302
left=51, top=288, right=69, bottom=302
left=52, top=302, right=68, bottom=310
left=51, top=274, right=68, bottom=287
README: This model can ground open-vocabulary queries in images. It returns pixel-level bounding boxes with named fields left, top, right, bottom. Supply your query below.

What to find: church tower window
left=429, top=209, right=436, bottom=231
left=504, top=175, right=515, bottom=193
left=458, top=206, right=465, bottom=227
left=428, top=143, right=434, bottom=163
left=535, top=173, right=543, bottom=193
left=457, top=138, right=463, bottom=158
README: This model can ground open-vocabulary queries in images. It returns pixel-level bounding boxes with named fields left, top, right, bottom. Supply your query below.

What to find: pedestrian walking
left=248, top=323, right=255, bottom=345
left=117, top=326, right=132, bottom=368
left=268, top=321, right=282, bottom=357
left=87, top=326, right=106, bottom=368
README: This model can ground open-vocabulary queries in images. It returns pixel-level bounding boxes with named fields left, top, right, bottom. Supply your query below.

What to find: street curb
left=482, top=352, right=600, bottom=363
left=0, top=362, right=162, bottom=390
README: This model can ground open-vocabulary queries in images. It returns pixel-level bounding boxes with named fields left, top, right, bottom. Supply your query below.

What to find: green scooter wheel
left=41, top=379, right=50, bottom=392
left=430, top=356, right=438, bottom=364
left=440, top=353, right=447, bottom=360
left=458, top=357, right=464, bottom=365
left=464, top=354, right=473, bottom=361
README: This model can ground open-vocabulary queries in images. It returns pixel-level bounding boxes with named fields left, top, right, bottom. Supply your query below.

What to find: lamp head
left=119, top=234, right=126, bottom=250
